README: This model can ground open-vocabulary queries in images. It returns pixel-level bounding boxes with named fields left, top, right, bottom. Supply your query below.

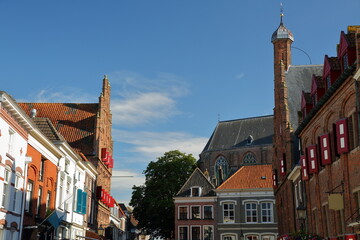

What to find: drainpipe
left=19, top=155, right=32, bottom=240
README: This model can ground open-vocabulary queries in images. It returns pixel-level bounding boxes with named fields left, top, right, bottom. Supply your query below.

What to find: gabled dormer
left=301, top=91, right=313, bottom=119
left=310, top=75, right=325, bottom=106
left=337, top=31, right=356, bottom=72
left=322, top=55, right=341, bottom=90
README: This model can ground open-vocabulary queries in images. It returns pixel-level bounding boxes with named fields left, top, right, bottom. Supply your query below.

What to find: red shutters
left=300, top=155, right=309, bottom=181
left=101, top=148, right=114, bottom=168
left=335, top=118, right=349, bottom=154
left=307, top=145, right=319, bottom=173
left=319, top=133, right=332, bottom=165
left=272, top=170, right=278, bottom=189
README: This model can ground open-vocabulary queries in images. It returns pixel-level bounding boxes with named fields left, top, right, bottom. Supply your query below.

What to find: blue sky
left=0, top=0, right=359, bottom=205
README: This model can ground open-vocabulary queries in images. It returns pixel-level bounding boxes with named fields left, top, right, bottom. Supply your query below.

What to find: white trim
left=190, top=225, right=201, bottom=240
left=177, top=205, right=189, bottom=220
left=174, top=197, right=217, bottom=203
left=178, top=225, right=189, bottom=240
left=203, top=225, right=214, bottom=240
left=220, top=200, right=237, bottom=205
left=190, top=205, right=201, bottom=220
left=242, top=199, right=259, bottom=204
left=220, top=233, right=238, bottom=240
left=203, top=205, right=214, bottom=219
left=190, top=186, right=202, bottom=197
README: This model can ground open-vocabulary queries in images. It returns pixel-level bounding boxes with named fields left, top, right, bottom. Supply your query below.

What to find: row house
left=0, top=91, right=33, bottom=240
left=293, top=26, right=360, bottom=238
left=19, top=75, right=116, bottom=239
left=174, top=165, right=277, bottom=240
left=271, top=9, right=360, bottom=239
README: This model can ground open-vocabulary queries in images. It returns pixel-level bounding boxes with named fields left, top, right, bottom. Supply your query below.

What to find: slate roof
left=175, top=168, right=216, bottom=198
left=286, top=65, right=323, bottom=130
left=217, top=164, right=272, bottom=190
left=18, top=102, right=98, bottom=155
left=202, top=115, right=273, bottom=152
left=32, top=117, right=65, bottom=142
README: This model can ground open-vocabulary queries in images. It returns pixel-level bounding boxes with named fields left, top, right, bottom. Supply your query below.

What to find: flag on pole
left=47, top=210, right=64, bottom=229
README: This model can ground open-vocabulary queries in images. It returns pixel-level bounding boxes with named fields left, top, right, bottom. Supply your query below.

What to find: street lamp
left=296, top=204, right=306, bottom=232
left=97, top=225, right=105, bottom=236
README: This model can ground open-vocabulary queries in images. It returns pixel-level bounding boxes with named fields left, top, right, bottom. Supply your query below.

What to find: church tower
left=271, top=10, right=297, bottom=234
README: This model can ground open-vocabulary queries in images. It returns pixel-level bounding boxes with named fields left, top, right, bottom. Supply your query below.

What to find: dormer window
left=191, top=187, right=201, bottom=197
left=342, top=53, right=349, bottom=69
left=246, top=135, right=254, bottom=145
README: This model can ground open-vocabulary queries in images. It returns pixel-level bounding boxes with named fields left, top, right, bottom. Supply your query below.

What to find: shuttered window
left=319, top=133, right=332, bottom=165
left=335, top=118, right=349, bottom=154
left=307, top=145, right=319, bottom=173
left=300, top=155, right=309, bottom=181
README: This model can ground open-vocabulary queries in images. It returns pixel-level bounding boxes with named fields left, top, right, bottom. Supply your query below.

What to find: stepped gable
left=285, top=65, right=323, bottom=130
left=18, top=102, right=98, bottom=155
left=217, top=164, right=272, bottom=190
left=203, top=115, right=273, bottom=152
left=175, top=168, right=216, bottom=197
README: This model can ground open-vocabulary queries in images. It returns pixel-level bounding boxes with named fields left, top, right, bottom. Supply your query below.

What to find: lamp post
left=296, top=204, right=306, bottom=232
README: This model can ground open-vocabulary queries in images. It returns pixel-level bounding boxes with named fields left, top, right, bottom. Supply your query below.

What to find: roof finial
left=280, top=2, right=284, bottom=24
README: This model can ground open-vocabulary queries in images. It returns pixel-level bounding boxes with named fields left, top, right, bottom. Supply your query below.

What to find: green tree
left=130, top=150, right=197, bottom=239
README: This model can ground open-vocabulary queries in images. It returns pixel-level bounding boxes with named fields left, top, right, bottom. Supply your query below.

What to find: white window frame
left=8, top=128, right=15, bottom=156
left=178, top=226, right=188, bottom=240
left=260, top=202, right=273, bottom=223
left=203, top=205, right=213, bottom=219
left=260, top=234, right=275, bottom=240
left=190, top=205, right=201, bottom=220
left=25, top=180, right=33, bottom=212
left=203, top=225, right=214, bottom=240
left=2, top=166, right=11, bottom=208
left=222, top=201, right=236, bottom=223
left=245, top=202, right=258, bottom=223
left=221, top=233, right=238, bottom=240
left=191, top=186, right=201, bottom=197
left=244, top=234, right=260, bottom=240
left=191, top=226, right=201, bottom=240
left=178, top=206, right=189, bottom=220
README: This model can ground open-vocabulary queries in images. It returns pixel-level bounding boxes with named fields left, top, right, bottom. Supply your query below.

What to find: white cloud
left=235, top=73, right=245, bottom=79
left=109, top=71, right=190, bottom=126
left=20, top=87, right=96, bottom=103
left=113, top=129, right=208, bottom=162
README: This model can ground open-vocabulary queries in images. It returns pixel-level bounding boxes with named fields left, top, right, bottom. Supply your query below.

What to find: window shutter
left=272, top=170, right=278, bottom=188
left=300, top=155, right=309, bottom=180
left=77, top=189, right=82, bottom=213
left=319, top=133, right=332, bottom=165
left=280, top=154, right=286, bottom=176
left=335, top=118, right=349, bottom=154
left=307, top=145, right=319, bottom=173
left=82, top=191, right=87, bottom=214
left=101, top=189, right=106, bottom=202
left=109, top=196, right=115, bottom=208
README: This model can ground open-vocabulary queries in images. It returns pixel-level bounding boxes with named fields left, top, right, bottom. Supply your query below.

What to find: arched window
left=243, top=152, right=256, bottom=164
left=215, top=156, right=229, bottom=183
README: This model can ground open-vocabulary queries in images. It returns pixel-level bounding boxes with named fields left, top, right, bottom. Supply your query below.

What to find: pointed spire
left=271, top=2, right=294, bottom=43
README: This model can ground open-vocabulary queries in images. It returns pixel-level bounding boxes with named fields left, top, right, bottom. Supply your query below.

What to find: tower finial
left=280, top=2, right=284, bottom=24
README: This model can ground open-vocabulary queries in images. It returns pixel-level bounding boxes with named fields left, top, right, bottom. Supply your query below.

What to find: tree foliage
left=129, top=150, right=197, bottom=239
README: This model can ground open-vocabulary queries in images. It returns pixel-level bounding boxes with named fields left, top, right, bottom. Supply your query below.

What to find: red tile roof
left=217, top=164, right=273, bottom=190
left=19, top=102, right=98, bottom=155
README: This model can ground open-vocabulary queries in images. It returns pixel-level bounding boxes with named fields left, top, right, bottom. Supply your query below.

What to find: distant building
left=174, top=168, right=217, bottom=240
left=215, top=164, right=277, bottom=240
left=198, top=115, right=274, bottom=186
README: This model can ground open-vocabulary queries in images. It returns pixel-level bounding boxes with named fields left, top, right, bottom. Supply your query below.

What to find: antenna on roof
left=291, top=46, right=312, bottom=64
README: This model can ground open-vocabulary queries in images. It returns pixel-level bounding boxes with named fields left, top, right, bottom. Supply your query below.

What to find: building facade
left=216, top=165, right=278, bottom=240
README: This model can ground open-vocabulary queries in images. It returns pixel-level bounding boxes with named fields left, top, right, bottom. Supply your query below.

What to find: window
left=223, top=235, right=236, bottom=240
left=179, top=206, right=188, bottom=220
left=245, top=203, right=258, bottom=223
left=46, top=191, right=51, bottom=212
left=179, top=226, right=188, bottom=240
left=2, top=167, right=11, bottom=208
left=261, top=202, right=273, bottom=222
left=243, top=152, right=256, bottom=164
left=191, top=187, right=201, bottom=197
left=191, top=226, right=200, bottom=240
left=215, top=156, right=229, bottom=183
left=223, top=203, right=235, bottom=223
left=65, top=160, right=70, bottom=173
left=203, top=226, right=213, bottom=240
left=39, top=158, right=45, bottom=181
left=59, top=176, right=64, bottom=209
left=343, top=53, right=349, bottom=69
left=203, top=205, right=213, bottom=219
left=191, top=206, right=201, bottom=219
left=326, top=75, right=331, bottom=89
left=246, top=235, right=259, bottom=240
left=25, top=181, right=34, bottom=212
left=322, top=204, right=330, bottom=237
left=12, top=174, right=21, bottom=212
left=262, top=235, right=275, bottom=240
left=37, top=186, right=42, bottom=216
left=8, top=128, right=15, bottom=155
